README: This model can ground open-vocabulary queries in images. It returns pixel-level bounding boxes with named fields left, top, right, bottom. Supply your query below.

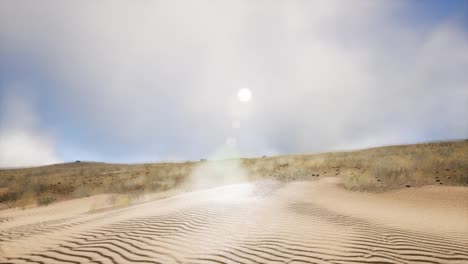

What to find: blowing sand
left=1, top=177, right=467, bottom=264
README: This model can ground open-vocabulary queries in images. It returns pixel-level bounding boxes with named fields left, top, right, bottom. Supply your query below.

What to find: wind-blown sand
left=1, top=178, right=467, bottom=264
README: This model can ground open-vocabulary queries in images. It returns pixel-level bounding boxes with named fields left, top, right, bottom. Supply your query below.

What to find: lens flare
left=237, top=88, right=252, bottom=103
left=187, top=149, right=247, bottom=190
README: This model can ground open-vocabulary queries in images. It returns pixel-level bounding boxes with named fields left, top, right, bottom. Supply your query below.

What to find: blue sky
left=1, top=0, right=467, bottom=167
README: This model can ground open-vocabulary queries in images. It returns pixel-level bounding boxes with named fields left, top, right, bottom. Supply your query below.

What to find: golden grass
left=244, top=140, right=468, bottom=190
left=1, top=140, right=467, bottom=208
left=0, top=162, right=191, bottom=209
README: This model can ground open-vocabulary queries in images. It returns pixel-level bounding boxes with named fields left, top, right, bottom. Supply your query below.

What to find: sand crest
left=1, top=178, right=467, bottom=263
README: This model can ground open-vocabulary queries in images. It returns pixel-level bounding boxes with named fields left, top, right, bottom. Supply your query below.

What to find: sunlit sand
left=1, top=177, right=467, bottom=263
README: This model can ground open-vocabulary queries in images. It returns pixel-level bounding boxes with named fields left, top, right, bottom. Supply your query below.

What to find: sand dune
left=1, top=178, right=467, bottom=264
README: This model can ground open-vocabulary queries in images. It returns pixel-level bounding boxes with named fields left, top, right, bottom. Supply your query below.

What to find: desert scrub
left=108, top=193, right=141, bottom=208
left=341, top=174, right=380, bottom=191
left=0, top=191, right=22, bottom=208
left=0, top=140, right=467, bottom=208
left=37, top=196, right=56, bottom=206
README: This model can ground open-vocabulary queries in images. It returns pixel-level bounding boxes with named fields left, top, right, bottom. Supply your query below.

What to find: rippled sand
left=1, top=178, right=467, bottom=263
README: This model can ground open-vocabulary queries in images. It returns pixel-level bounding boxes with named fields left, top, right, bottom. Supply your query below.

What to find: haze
left=1, top=0, right=467, bottom=167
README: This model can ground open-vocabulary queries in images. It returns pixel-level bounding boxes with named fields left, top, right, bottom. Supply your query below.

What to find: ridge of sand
left=1, top=178, right=467, bottom=263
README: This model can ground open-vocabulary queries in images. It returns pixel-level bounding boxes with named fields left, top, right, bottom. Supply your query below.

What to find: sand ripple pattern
left=1, top=182, right=467, bottom=264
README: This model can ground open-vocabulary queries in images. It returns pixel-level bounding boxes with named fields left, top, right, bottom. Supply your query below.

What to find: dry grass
left=1, top=140, right=467, bottom=208
left=242, top=140, right=468, bottom=191
left=0, top=162, right=191, bottom=209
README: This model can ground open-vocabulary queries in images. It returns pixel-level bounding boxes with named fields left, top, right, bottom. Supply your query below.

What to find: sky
left=0, top=0, right=467, bottom=167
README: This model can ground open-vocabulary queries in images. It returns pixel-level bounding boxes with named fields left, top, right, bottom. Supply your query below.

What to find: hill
left=1, top=140, right=467, bottom=209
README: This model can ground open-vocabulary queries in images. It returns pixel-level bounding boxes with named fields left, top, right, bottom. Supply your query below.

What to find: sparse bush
left=0, top=141, right=467, bottom=208
left=0, top=191, right=22, bottom=208
left=108, top=194, right=135, bottom=208
left=38, top=196, right=56, bottom=206
left=71, top=185, right=92, bottom=198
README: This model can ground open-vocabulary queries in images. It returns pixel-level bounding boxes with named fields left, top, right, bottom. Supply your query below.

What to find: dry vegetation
left=1, top=140, right=467, bottom=209
left=0, top=162, right=191, bottom=209
left=245, top=140, right=468, bottom=191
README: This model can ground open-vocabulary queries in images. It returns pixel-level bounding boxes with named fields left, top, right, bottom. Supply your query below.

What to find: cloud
left=0, top=90, right=60, bottom=167
left=0, top=129, right=60, bottom=167
left=0, top=0, right=466, bottom=163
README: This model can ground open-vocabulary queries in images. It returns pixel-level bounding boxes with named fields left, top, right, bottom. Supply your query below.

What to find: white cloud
left=0, top=0, right=466, bottom=162
left=0, top=91, right=60, bottom=167
left=0, top=129, right=60, bottom=167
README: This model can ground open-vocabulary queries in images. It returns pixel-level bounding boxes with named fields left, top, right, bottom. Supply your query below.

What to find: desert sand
left=1, top=177, right=467, bottom=264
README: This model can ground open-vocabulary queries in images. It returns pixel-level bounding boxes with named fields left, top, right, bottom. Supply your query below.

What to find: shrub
left=0, top=191, right=22, bottom=208
left=38, top=196, right=56, bottom=206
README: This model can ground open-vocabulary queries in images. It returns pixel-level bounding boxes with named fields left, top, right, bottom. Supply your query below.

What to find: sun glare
left=237, top=88, right=252, bottom=103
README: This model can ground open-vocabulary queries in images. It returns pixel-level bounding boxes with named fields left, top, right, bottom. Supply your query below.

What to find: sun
left=237, top=88, right=252, bottom=103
